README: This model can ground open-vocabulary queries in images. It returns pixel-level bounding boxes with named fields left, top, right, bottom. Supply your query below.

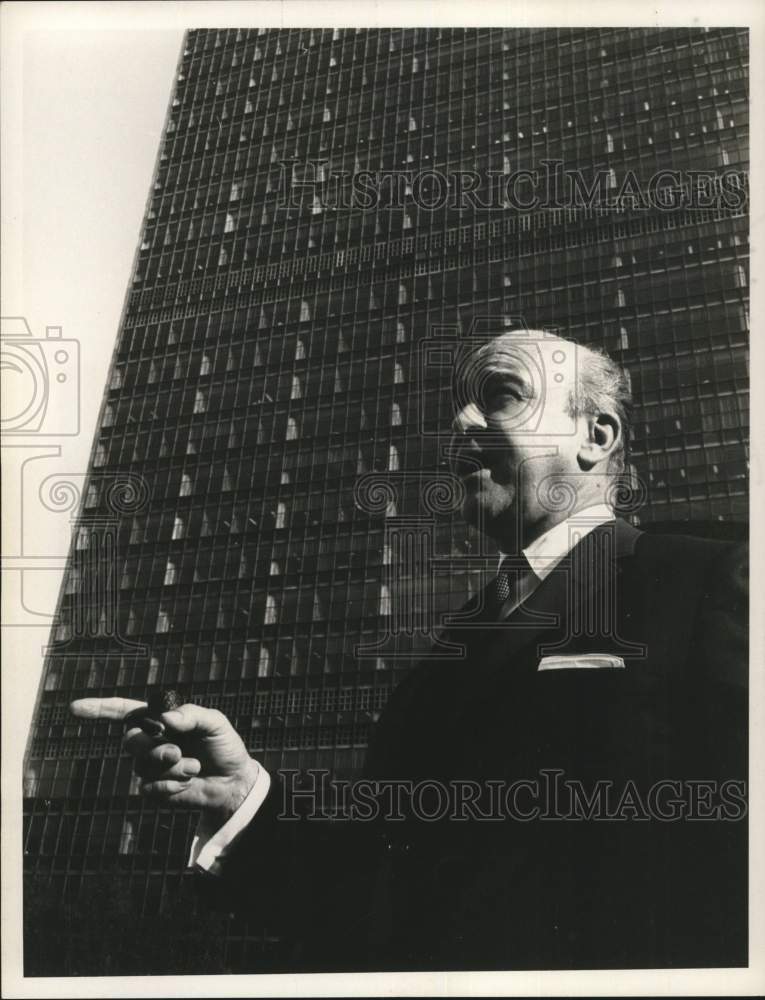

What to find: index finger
left=70, top=697, right=147, bottom=722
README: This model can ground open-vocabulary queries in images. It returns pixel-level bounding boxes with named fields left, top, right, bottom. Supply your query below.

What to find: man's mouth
left=451, top=449, right=493, bottom=480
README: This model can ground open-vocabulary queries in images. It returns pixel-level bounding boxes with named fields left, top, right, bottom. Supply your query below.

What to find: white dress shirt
left=189, top=764, right=271, bottom=875
left=498, top=501, right=615, bottom=612
left=190, top=503, right=615, bottom=873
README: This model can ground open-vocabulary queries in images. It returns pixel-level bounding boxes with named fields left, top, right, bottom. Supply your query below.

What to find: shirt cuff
left=188, top=763, right=271, bottom=876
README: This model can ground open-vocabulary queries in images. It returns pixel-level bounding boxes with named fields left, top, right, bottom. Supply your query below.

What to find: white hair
left=459, top=330, right=633, bottom=472
left=566, top=339, right=632, bottom=472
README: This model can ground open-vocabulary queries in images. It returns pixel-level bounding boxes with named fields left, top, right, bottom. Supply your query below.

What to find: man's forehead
left=476, top=333, right=572, bottom=360
left=457, top=335, right=577, bottom=385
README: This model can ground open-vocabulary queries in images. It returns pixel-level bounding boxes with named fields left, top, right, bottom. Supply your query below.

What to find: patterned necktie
left=495, top=559, right=513, bottom=605
left=493, top=555, right=532, bottom=615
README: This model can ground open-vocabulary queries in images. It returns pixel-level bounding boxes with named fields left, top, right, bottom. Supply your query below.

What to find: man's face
left=449, top=335, right=585, bottom=551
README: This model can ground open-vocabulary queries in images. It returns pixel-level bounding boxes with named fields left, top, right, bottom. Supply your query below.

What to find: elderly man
left=72, top=331, right=747, bottom=971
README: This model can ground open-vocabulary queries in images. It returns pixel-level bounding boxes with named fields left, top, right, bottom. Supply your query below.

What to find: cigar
left=125, top=688, right=182, bottom=740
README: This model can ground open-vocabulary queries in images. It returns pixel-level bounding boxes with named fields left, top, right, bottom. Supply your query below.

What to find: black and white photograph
left=2, top=1, right=762, bottom=996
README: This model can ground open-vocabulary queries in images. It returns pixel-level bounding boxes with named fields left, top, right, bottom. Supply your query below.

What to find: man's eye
left=483, top=388, right=521, bottom=409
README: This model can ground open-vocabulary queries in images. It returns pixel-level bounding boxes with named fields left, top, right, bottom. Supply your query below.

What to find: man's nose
left=452, top=402, right=487, bottom=434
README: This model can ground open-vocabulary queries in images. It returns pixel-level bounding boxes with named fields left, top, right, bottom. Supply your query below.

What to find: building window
left=44, top=668, right=60, bottom=690
left=295, top=339, right=306, bottom=360
left=179, top=474, right=192, bottom=497
left=337, top=688, right=353, bottom=711
left=164, top=561, right=177, bottom=586
left=255, top=646, right=271, bottom=676
left=388, top=444, right=400, bottom=470
left=193, top=390, right=207, bottom=414
left=156, top=609, right=170, bottom=633
left=286, top=417, right=299, bottom=440
left=200, top=354, right=211, bottom=375
left=275, top=502, right=287, bottom=529
left=119, top=820, right=135, bottom=855
left=264, top=596, right=277, bottom=625
left=379, top=585, right=391, bottom=615
left=394, top=363, right=405, bottom=384
left=75, top=527, right=90, bottom=550
left=148, top=656, right=160, bottom=684
left=312, top=593, right=324, bottom=620
left=172, top=516, right=185, bottom=540
left=291, top=376, right=302, bottom=400
left=94, top=445, right=106, bottom=467
left=287, top=690, right=302, bottom=713
left=391, top=403, right=402, bottom=426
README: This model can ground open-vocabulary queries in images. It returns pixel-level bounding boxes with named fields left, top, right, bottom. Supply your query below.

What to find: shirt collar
left=499, top=504, right=616, bottom=582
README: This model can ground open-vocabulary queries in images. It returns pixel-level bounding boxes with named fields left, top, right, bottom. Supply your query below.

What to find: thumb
left=161, top=703, right=231, bottom=739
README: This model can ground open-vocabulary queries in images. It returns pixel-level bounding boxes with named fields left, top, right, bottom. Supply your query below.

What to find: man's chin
left=460, top=493, right=518, bottom=548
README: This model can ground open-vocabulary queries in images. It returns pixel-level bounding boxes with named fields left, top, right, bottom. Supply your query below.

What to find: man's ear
left=578, top=412, right=620, bottom=469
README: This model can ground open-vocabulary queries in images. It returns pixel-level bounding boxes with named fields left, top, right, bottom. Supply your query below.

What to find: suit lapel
left=472, top=518, right=644, bottom=672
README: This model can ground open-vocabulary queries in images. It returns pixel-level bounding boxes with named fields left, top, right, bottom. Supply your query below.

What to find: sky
left=3, top=27, right=183, bottom=731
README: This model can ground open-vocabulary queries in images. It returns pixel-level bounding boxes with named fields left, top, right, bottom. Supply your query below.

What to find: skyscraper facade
left=24, top=26, right=748, bottom=968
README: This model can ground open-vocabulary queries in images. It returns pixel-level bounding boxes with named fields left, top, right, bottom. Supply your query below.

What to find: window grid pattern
left=24, top=27, right=749, bottom=923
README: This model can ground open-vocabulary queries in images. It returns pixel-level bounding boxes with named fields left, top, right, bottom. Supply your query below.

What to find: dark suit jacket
left=201, top=520, right=748, bottom=972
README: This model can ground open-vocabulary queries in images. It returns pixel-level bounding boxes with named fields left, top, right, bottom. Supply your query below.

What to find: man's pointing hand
left=70, top=697, right=260, bottom=823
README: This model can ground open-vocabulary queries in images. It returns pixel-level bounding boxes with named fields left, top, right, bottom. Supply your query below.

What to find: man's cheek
left=489, top=456, right=518, bottom=491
